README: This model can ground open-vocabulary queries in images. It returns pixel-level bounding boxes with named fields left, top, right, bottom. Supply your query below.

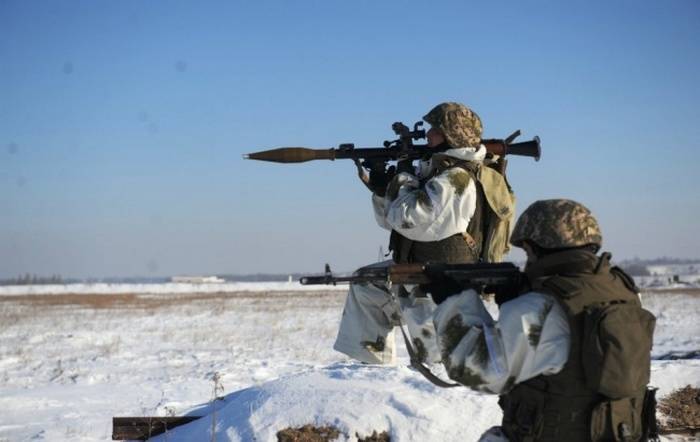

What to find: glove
left=421, top=277, right=464, bottom=305
left=353, top=159, right=370, bottom=186
left=366, top=161, right=395, bottom=196
left=491, top=275, right=530, bottom=306
left=395, top=159, right=415, bottom=175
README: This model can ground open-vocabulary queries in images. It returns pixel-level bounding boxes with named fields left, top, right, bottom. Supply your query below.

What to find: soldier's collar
left=525, top=249, right=604, bottom=280
left=430, top=145, right=485, bottom=163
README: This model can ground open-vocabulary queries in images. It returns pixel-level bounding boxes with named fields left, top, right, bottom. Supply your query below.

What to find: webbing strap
left=396, top=323, right=459, bottom=388
left=441, top=160, right=488, bottom=262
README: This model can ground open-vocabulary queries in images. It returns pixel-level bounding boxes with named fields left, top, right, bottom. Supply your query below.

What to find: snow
left=0, top=286, right=698, bottom=441
left=646, top=264, right=700, bottom=277
left=636, top=275, right=700, bottom=289
left=642, top=291, right=700, bottom=359
left=634, top=263, right=700, bottom=289
left=151, top=365, right=501, bottom=442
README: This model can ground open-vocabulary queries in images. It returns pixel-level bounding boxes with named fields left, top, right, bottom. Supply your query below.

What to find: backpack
left=444, top=160, right=514, bottom=263
left=540, top=263, right=658, bottom=441
left=472, top=166, right=516, bottom=262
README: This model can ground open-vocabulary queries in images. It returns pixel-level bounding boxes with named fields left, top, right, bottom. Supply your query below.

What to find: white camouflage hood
left=419, top=145, right=487, bottom=177
left=437, top=145, right=487, bottom=162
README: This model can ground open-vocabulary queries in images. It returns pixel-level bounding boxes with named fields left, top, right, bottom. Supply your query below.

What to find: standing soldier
left=433, top=199, right=657, bottom=442
left=334, top=102, right=515, bottom=365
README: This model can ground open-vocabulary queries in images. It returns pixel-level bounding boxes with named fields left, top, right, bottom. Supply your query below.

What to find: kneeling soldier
left=334, top=102, right=514, bottom=365
left=434, top=199, right=656, bottom=442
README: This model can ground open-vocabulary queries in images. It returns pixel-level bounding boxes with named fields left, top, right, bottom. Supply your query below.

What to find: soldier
left=333, top=102, right=515, bottom=365
left=433, top=199, right=656, bottom=442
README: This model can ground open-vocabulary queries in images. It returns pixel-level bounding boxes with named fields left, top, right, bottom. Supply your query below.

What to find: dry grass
left=658, top=385, right=700, bottom=433
left=0, top=291, right=344, bottom=311
left=276, top=425, right=390, bottom=442
left=277, top=425, right=341, bottom=442
left=642, top=288, right=700, bottom=296
left=0, top=288, right=348, bottom=441
left=4, top=286, right=693, bottom=313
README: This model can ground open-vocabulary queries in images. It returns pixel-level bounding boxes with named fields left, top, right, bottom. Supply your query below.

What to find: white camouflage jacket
left=371, top=146, right=486, bottom=242
left=433, top=289, right=570, bottom=394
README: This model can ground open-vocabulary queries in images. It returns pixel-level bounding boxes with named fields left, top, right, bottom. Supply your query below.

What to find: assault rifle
left=302, top=261, right=527, bottom=388
left=300, top=261, right=526, bottom=305
left=244, top=121, right=540, bottom=174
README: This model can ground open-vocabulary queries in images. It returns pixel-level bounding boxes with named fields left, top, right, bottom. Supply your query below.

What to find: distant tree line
left=218, top=273, right=307, bottom=282
left=621, top=257, right=700, bottom=265
left=618, top=263, right=651, bottom=276
left=616, top=257, right=700, bottom=276
left=0, top=274, right=64, bottom=286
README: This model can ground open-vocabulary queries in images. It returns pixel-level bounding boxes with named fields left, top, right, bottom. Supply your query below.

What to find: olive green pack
left=501, top=252, right=657, bottom=442
left=537, top=259, right=657, bottom=442
left=473, top=166, right=515, bottom=262
left=582, top=299, right=656, bottom=399
left=538, top=261, right=655, bottom=399
left=443, top=160, right=515, bottom=263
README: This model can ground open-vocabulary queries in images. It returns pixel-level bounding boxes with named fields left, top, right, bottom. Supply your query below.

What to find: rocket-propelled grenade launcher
left=244, top=121, right=541, bottom=164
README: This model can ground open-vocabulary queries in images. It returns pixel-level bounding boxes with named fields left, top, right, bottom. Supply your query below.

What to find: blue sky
left=2, top=0, right=699, bottom=278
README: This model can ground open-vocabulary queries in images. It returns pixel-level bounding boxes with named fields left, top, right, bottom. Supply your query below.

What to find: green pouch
left=590, top=395, right=644, bottom=441
left=477, top=167, right=515, bottom=263
left=499, top=384, right=546, bottom=441
left=582, top=302, right=656, bottom=398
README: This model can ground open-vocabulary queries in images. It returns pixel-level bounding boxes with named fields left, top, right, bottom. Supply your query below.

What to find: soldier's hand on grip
left=395, top=159, right=415, bottom=175
left=365, top=160, right=395, bottom=196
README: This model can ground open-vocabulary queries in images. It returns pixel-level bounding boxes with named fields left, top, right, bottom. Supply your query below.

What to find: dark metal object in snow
left=112, top=416, right=201, bottom=440
left=653, top=350, right=700, bottom=360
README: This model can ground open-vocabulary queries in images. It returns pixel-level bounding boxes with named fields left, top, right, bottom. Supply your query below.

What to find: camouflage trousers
left=333, top=261, right=442, bottom=365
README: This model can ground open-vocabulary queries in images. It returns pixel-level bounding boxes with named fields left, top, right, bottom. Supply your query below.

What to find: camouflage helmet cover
left=423, top=102, right=483, bottom=148
left=510, top=199, right=603, bottom=250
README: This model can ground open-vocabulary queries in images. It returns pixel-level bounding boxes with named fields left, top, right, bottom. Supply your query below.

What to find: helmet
left=510, top=199, right=603, bottom=250
left=423, top=102, right=482, bottom=148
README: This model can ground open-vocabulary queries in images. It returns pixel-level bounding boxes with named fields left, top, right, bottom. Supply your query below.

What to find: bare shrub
left=277, top=424, right=341, bottom=442
left=658, top=385, right=700, bottom=431
left=357, top=430, right=390, bottom=442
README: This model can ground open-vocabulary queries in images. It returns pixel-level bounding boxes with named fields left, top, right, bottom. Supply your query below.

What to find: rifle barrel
left=299, top=274, right=375, bottom=285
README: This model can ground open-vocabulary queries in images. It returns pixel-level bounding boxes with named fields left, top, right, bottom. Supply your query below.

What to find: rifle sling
left=396, top=322, right=459, bottom=388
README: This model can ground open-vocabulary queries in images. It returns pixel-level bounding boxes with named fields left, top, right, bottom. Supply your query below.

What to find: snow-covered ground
left=0, top=284, right=698, bottom=441
left=646, top=263, right=700, bottom=277
left=636, top=274, right=700, bottom=289
left=634, top=263, right=700, bottom=289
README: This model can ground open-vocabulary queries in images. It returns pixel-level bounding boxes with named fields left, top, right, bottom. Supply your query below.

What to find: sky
left=2, top=0, right=699, bottom=278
